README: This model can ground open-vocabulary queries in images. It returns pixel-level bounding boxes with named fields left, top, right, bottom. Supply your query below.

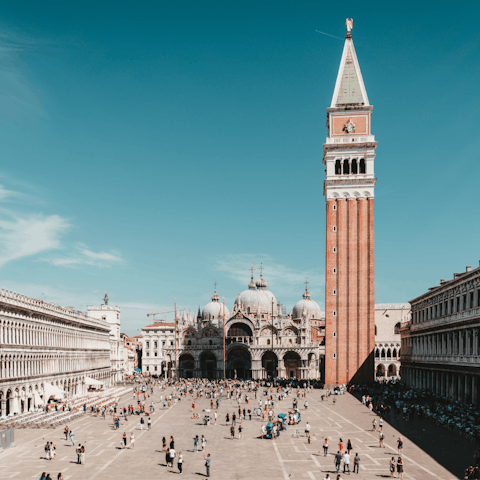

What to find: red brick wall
left=324, top=197, right=375, bottom=386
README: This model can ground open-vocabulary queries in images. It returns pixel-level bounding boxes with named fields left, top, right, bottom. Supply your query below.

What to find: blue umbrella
left=134, top=368, right=141, bottom=372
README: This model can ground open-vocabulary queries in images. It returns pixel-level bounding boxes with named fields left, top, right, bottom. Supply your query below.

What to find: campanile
left=323, top=20, right=377, bottom=386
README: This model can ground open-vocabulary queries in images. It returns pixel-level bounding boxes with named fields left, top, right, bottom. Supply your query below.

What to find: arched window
left=386, top=348, right=391, bottom=358
left=187, top=340, right=192, bottom=346
left=359, top=159, right=366, bottom=174
left=351, top=159, right=358, bottom=174
left=267, top=339, right=270, bottom=345
left=375, top=349, right=379, bottom=358
left=394, top=323, right=401, bottom=335
left=343, top=159, right=350, bottom=175
left=381, top=348, right=386, bottom=358
left=335, top=160, right=342, bottom=175
left=392, top=348, right=397, bottom=358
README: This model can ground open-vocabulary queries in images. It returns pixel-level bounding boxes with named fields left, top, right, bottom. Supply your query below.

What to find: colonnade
left=0, top=318, right=109, bottom=350
left=402, top=366, right=479, bottom=406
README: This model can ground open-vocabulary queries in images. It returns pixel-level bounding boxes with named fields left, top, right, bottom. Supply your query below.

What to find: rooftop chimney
left=467, top=266, right=472, bottom=272
left=454, top=273, right=460, bottom=280
left=440, top=279, right=445, bottom=285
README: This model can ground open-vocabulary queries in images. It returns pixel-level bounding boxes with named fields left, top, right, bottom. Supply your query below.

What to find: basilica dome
left=292, top=289, right=322, bottom=319
left=202, top=289, right=230, bottom=321
left=234, top=273, right=278, bottom=315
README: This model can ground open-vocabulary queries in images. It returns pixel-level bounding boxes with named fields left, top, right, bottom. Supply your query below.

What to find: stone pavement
left=0, top=387, right=461, bottom=480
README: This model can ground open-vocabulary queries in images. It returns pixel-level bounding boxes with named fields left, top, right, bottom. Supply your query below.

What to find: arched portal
left=388, top=364, right=397, bottom=377
left=284, top=351, right=302, bottom=379
left=226, top=346, right=251, bottom=379
left=376, top=364, right=385, bottom=378
left=179, top=353, right=195, bottom=378
left=262, top=351, right=278, bottom=379
left=200, top=351, right=217, bottom=379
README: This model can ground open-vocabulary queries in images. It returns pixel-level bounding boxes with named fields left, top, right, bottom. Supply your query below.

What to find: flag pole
left=174, top=297, right=177, bottom=380
left=223, top=297, right=226, bottom=380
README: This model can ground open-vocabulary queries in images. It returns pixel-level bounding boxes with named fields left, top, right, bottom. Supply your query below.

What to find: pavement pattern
left=0, top=387, right=461, bottom=480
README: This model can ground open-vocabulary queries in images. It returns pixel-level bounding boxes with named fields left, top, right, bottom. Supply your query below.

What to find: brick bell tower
left=323, top=19, right=377, bottom=386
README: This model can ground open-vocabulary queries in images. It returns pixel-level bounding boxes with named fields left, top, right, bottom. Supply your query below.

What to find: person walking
left=204, top=453, right=211, bottom=477
left=334, top=451, right=342, bottom=473
left=379, top=432, right=385, bottom=448
left=147, top=417, right=152, bottom=430
left=347, top=439, right=352, bottom=455
left=339, top=439, right=344, bottom=453
left=389, top=457, right=396, bottom=478
left=343, top=451, right=350, bottom=474
left=76, top=444, right=81, bottom=464
left=57, top=473, right=64, bottom=480
left=397, top=457, right=404, bottom=480
left=230, top=425, right=235, bottom=439
left=201, top=435, right=206, bottom=451
left=177, top=451, right=183, bottom=474
left=169, top=446, right=176, bottom=468
left=64, top=426, right=69, bottom=441
left=122, top=432, right=127, bottom=449
left=238, top=424, right=243, bottom=439
left=353, top=453, right=360, bottom=474
left=140, top=416, right=144, bottom=430
left=80, top=445, right=85, bottom=465
left=372, top=419, right=377, bottom=431
left=193, top=435, right=199, bottom=452
left=323, top=438, right=329, bottom=456
left=69, top=430, right=74, bottom=446
left=379, top=417, right=383, bottom=433
left=397, top=437, right=403, bottom=455
left=305, top=422, right=311, bottom=437
left=130, top=432, right=135, bottom=449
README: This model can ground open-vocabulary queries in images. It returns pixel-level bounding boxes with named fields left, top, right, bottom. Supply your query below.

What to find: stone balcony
left=411, top=307, right=480, bottom=332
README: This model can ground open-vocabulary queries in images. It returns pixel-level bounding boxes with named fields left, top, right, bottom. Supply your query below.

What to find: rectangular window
left=333, top=226, right=337, bottom=232
left=333, top=311, right=337, bottom=317
left=170, top=341, right=174, bottom=346
left=154, top=366, right=157, bottom=371
left=154, top=352, right=157, bottom=357
left=333, top=204, right=337, bottom=211
left=470, top=292, right=474, bottom=309
left=146, top=351, right=149, bottom=357
left=333, top=247, right=337, bottom=253
left=333, top=289, right=337, bottom=295
left=333, top=268, right=337, bottom=274
left=333, top=353, right=336, bottom=359
left=333, top=331, right=336, bottom=338
left=146, top=366, right=149, bottom=371
left=146, top=341, right=150, bottom=348
left=154, top=341, right=157, bottom=348
left=463, top=294, right=467, bottom=310
left=457, top=297, right=460, bottom=312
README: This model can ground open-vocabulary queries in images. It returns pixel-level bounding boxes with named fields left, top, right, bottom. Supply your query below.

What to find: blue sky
left=0, top=1, right=479, bottom=336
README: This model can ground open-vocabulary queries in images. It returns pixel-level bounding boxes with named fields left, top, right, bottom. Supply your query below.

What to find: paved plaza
left=0, top=387, right=462, bottom=480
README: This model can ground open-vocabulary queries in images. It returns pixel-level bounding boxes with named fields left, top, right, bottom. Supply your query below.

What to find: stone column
left=0, top=400, right=6, bottom=418
left=458, top=374, right=462, bottom=403
left=277, top=359, right=285, bottom=378
left=473, top=376, right=477, bottom=407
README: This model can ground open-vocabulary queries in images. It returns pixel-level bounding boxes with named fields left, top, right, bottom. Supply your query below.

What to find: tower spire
left=331, top=19, right=369, bottom=108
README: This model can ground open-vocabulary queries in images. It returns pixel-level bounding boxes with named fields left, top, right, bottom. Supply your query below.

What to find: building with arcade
left=144, top=269, right=326, bottom=380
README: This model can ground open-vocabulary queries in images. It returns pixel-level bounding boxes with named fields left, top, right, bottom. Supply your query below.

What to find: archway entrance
left=262, top=351, right=278, bottom=379
left=388, top=364, right=397, bottom=377
left=179, top=353, right=195, bottom=378
left=376, top=364, right=385, bottom=378
left=284, top=351, right=301, bottom=379
left=226, top=346, right=251, bottom=379
left=200, top=351, right=217, bottom=379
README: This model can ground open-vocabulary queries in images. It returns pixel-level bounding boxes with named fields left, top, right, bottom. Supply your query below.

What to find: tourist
left=76, top=444, right=81, bottom=464
left=305, top=421, right=311, bottom=437
left=147, top=417, right=151, bottom=430
left=169, top=445, right=176, bottom=467
left=389, top=457, right=396, bottom=478
left=343, top=451, right=350, bottom=474
left=230, top=425, right=235, bottom=439
left=353, top=453, right=360, bottom=474
left=69, top=430, right=74, bottom=446
left=80, top=445, right=85, bottom=465
left=193, top=435, right=199, bottom=452
left=379, top=432, right=385, bottom=448
left=397, top=437, right=403, bottom=455
left=170, top=436, right=175, bottom=449
left=238, top=423, right=243, bottom=439
left=57, top=473, right=64, bottom=480
left=339, top=438, right=344, bottom=453
left=379, top=417, right=383, bottom=432
left=64, top=426, right=69, bottom=440
left=130, top=432, right=135, bottom=449
left=372, top=418, right=377, bottom=431
left=323, top=475, right=330, bottom=480
left=204, top=453, right=211, bottom=477
left=140, top=416, right=144, bottom=430
left=40, top=473, right=46, bottom=480
left=165, top=445, right=170, bottom=466
left=201, top=435, right=206, bottom=451
left=334, top=451, right=342, bottom=472
left=397, top=457, right=404, bottom=479
left=323, top=438, right=329, bottom=456
left=214, top=411, right=217, bottom=425
left=347, top=439, right=352, bottom=454
left=177, top=451, right=183, bottom=474
left=261, top=424, right=266, bottom=438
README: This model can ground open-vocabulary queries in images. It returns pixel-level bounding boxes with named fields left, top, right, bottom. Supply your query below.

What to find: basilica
left=155, top=268, right=326, bottom=380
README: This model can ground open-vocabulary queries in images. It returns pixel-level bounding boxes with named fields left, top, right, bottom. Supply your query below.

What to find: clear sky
left=0, top=1, right=479, bottom=336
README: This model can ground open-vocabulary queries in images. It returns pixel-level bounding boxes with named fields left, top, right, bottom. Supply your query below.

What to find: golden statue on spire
left=346, top=18, right=353, bottom=33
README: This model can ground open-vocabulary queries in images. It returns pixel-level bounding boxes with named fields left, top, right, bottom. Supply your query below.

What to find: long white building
left=0, top=289, right=112, bottom=416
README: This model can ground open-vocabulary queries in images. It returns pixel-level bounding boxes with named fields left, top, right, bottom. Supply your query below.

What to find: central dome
left=234, top=270, right=278, bottom=315
left=202, top=289, right=229, bottom=322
